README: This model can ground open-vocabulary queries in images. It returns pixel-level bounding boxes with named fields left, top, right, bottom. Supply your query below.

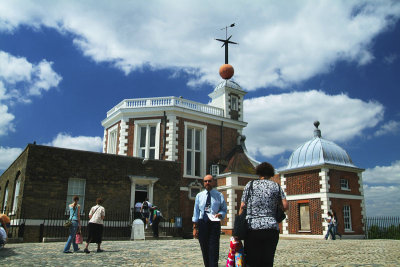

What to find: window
left=343, top=205, right=352, bottom=231
left=134, top=120, right=160, bottom=160
left=66, top=178, right=86, bottom=212
left=2, top=181, right=9, bottom=213
left=299, top=203, right=310, bottom=231
left=11, top=173, right=21, bottom=213
left=340, top=178, right=349, bottom=190
left=107, top=125, right=118, bottom=154
left=231, top=96, right=238, bottom=111
left=184, top=122, right=206, bottom=178
left=210, top=165, right=219, bottom=177
left=188, top=180, right=202, bottom=200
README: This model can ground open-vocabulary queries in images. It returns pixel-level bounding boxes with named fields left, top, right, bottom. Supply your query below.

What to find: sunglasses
left=203, top=180, right=213, bottom=183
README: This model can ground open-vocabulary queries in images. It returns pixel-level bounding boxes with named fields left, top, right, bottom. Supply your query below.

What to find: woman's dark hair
left=255, top=162, right=275, bottom=178
left=73, top=195, right=79, bottom=202
left=96, top=197, right=103, bottom=205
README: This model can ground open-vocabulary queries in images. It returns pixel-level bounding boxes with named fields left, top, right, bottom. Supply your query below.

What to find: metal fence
left=1, top=207, right=25, bottom=240
left=365, top=216, right=400, bottom=240
left=42, top=208, right=182, bottom=241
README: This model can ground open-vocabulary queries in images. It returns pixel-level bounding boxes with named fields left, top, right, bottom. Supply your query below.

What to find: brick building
left=278, top=121, right=366, bottom=238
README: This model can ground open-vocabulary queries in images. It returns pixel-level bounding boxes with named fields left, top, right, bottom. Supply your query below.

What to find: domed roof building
left=278, top=122, right=366, bottom=239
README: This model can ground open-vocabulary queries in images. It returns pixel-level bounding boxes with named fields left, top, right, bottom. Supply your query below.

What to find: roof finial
left=313, top=121, right=321, bottom=138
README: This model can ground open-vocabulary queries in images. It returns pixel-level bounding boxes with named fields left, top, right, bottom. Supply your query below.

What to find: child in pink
left=226, top=236, right=244, bottom=267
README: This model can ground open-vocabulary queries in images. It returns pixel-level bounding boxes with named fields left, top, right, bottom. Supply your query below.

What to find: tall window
left=2, top=181, right=9, bottom=213
left=139, top=125, right=156, bottom=159
left=231, top=96, right=238, bottom=111
left=66, top=178, right=86, bottom=212
left=299, top=203, right=310, bottom=231
left=184, top=122, right=206, bottom=178
left=11, top=174, right=21, bottom=213
left=134, top=120, right=160, bottom=160
left=343, top=205, right=352, bottom=231
left=107, top=128, right=118, bottom=154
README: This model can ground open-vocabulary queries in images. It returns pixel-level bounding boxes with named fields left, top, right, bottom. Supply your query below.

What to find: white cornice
left=286, top=192, right=364, bottom=201
left=101, top=106, right=247, bottom=129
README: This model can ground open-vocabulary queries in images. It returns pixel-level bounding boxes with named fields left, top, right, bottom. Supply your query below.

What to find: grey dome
left=213, top=80, right=243, bottom=92
left=283, top=122, right=356, bottom=171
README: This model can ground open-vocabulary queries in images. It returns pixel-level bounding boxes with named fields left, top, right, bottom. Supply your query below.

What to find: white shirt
left=89, top=205, right=105, bottom=224
left=0, top=227, right=6, bottom=241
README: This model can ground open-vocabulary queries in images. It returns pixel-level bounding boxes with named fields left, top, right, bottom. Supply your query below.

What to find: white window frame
left=210, top=165, right=219, bottom=177
left=231, top=95, right=238, bottom=111
left=184, top=122, right=207, bottom=178
left=133, top=119, right=161, bottom=160
left=66, top=178, right=86, bottom=212
left=343, top=205, right=352, bottom=231
left=11, top=175, right=21, bottom=213
left=340, top=178, right=350, bottom=190
left=107, top=124, right=118, bottom=154
left=188, top=180, right=202, bottom=200
left=2, top=182, right=9, bottom=213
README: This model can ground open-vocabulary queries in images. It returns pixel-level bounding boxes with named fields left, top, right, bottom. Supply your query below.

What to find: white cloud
left=374, top=120, right=400, bottom=137
left=0, top=146, right=23, bottom=170
left=383, top=53, right=398, bottom=64
left=0, top=1, right=399, bottom=90
left=0, top=51, right=62, bottom=136
left=45, top=133, right=103, bottom=152
left=243, top=90, right=384, bottom=159
left=363, top=160, right=400, bottom=185
left=364, top=184, right=400, bottom=217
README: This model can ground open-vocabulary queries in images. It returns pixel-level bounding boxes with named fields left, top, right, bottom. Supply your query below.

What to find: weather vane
left=215, top=23, right=238, bottom=64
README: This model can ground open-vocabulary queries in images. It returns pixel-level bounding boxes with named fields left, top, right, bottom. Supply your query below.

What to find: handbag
left=276, top=184, right=286, bottom=223
left=233, top=180, right=254, bottom=240
left=75, top=232, right=83, bottom=244
left=64, top=206, right=77, bottom=228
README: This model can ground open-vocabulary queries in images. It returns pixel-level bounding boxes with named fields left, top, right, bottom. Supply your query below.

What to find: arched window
left=12, top=172, right=21, bottom=213
left=2, top=181, right=9, bottom=213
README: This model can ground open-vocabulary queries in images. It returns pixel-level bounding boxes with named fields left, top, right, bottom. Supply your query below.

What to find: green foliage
left=367, top=224, right=400, bottom=240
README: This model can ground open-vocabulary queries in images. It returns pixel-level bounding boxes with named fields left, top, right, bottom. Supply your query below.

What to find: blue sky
left=0, top=1, right=399, bottom=217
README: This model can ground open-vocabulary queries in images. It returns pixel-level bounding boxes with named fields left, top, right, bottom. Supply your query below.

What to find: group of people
left=325, top=211, right=342, bottom=240
left=192, top=162, right=288, bottom=267
left=0, top=213, right=10, bottom=249
left=63, top=196, right=106, bottom=254
left=135, top=198, right=163, bottom=237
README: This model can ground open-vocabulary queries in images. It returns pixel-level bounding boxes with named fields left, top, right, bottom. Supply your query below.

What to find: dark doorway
left=135, top=191, right=147, bottom=203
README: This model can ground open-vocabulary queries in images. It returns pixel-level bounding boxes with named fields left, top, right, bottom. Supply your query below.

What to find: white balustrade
left=107, top=97, right=224, bottom=117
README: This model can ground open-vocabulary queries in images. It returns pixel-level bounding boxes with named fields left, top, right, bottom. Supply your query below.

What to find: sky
left=0, top=1, right=399, bottom=217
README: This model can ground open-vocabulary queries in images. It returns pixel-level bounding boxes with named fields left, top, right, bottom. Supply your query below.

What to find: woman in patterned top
left=239, top=162, right=288, bottom=267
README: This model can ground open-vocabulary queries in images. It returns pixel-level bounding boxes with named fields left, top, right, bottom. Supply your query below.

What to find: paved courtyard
left=1, top=236, right=399, bottom=266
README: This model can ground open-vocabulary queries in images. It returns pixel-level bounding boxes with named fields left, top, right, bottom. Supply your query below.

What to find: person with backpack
left=140, top=198, right=151, bottom=229
left=152, top=206, right=162, bottom=237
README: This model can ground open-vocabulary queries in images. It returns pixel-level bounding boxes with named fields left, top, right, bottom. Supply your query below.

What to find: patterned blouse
left=241, top=179, right=286, bottom=231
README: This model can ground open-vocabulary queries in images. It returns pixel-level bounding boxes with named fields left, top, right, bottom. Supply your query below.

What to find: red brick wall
left=330, top=198, right=364, bottom=235
left=285, top=170, right=321, bottom=195
left=287, top=199, right=323, bottom=235
left=328, top=170, right=361, bottom=195
left=238, top=177, right=253, bottom=186
left=270, top=174, right=280, bottom=185
left=236, top=189, right=243, bottom=215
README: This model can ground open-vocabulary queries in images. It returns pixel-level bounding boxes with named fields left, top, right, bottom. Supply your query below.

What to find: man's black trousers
left=198, top=220, right=220, bottom=267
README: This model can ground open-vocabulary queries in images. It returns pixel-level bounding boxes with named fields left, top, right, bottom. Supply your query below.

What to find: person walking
left=192, top=174, right=227, bottom=267
left=63, top=195, right=81, bottom=253
left=0, top=214, right=10, bottom=235
left=84, top=197, right=106, bottom=253
left=0, top=217, right=7, bottom=249
left=325, top=211, right=335, bottom=240
left=333, top=211, right=342, bottom=240
left=239, top=162, right=288, bottom=267
left=151, top=206, right=162, bottom=237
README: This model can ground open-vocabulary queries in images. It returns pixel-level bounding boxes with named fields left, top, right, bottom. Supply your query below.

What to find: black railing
left=43, top=208, right=182, bottom=241
left=1, top=207, right=25, bottom=240
left=365, top=216, right=400, bottom=240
